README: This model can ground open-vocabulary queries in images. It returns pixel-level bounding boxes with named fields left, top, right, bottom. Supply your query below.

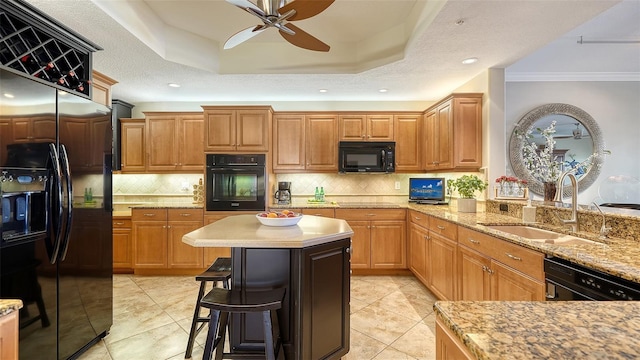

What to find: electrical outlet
left=499, top=203, right=509, bottom=212
left=394, top=181, right=401, bottom=190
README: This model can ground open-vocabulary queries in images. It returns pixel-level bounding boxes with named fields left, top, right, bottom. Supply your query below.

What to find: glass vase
left=544, top=182, right=557, bottom=201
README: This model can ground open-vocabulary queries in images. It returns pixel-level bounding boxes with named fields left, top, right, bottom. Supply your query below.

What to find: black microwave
left=338, top=141, right=395, bottom=173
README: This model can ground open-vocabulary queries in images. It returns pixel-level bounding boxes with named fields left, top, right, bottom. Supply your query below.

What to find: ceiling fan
left=553, top=123, right=590, bottom=139
left=224, top=0, right=334, bottom=52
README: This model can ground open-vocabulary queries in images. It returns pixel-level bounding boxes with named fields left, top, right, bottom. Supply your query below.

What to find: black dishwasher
left=545, top=257, right=640, bottom=301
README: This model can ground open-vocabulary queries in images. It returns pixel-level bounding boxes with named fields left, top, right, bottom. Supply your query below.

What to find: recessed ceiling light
left=319, top=89, right=328, bottom=93
left=462, top=57, right=478, bottom=65
left=378, top=89, right=388, bottom=93
left=3, top=93, right=14, bottom=98
left=168, top=83, right=181, bottom=88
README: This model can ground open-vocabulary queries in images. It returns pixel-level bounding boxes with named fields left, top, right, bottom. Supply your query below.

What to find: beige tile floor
left=79, top=274, right=439, bottom=360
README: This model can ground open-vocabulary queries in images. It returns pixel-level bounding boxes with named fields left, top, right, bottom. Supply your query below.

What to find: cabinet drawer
left=408, top=210, right=429, bottom=228
left=132, top=209, right=168, bottom=221
left=301, top=208, right=335, bottom=218
left=429, top=217, right=457, bottom=240
left=113, top=219, right=132, bottom=228
left=168, top=208, right=203, bottom=221
left=335, top=208, right=405, bottom=221
left=458, top=226, right=544, bottom=282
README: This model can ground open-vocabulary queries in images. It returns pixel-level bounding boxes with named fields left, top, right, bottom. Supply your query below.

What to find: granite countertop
left=434, top=301, right=640, bottom=360
left=182, top=214, right=353, bottom=248
left=112, top=203, right=204, bottom=217
left=0, top=299, right=23, bottom=316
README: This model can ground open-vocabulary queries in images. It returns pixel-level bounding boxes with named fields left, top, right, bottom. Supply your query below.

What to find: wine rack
left=0, top=0, right=101, bottom=97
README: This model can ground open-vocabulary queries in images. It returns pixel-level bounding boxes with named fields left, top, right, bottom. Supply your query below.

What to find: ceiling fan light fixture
left=462, top=57, right=478, bottom=65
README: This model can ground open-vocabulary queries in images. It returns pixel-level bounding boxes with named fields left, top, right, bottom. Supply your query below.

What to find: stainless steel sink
left=485, top=225, right=600, bottom=246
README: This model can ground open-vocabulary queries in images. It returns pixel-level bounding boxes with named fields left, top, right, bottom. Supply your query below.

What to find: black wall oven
left=205, top=154, right=266, bottom=211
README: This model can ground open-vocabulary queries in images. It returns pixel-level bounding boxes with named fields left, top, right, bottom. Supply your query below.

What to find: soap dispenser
left=522, top=192, right=536, bottom=223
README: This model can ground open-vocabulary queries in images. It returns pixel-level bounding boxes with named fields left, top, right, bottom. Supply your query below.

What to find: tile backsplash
left=113, top=174, right=203, bottom=209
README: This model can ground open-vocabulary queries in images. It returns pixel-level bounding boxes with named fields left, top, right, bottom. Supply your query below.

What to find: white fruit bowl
left=256, top=213, right=303, bottom=227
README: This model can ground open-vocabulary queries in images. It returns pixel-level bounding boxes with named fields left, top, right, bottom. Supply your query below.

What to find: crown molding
left=505, top=72, right=640, bottom=82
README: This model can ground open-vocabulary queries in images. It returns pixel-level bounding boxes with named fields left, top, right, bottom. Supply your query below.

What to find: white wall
left=505, top=81, right=640, bottom=204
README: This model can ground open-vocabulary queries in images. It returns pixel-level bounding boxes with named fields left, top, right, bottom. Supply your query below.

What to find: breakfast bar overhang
left=182, top=214, right=354, bottom=360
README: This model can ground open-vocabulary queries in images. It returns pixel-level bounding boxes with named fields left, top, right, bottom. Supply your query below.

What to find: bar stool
left=185, top=257, right=232, bottom=359
left=201, top=287, right=285, bottom=360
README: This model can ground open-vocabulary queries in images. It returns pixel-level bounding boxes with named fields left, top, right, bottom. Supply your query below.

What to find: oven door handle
left=57, top=144, right=73, bottom=262
left=47, top=143, right=64, bottom=264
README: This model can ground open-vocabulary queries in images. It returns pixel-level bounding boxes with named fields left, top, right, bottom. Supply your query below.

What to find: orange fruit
left=267, top=212, right=278, bottom=218
left=281, top=210, right=291, bottom=215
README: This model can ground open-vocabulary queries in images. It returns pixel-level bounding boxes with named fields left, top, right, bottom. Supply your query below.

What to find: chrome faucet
left=553, top=169, right=579, bottom=232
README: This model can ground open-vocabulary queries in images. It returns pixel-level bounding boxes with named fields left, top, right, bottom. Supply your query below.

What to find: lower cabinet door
left=457, top=245, right=491, bottom=301
left=429, top=233, right=457, bottom=300
left=133, top=222, right=168, bottom=268
left=490, top=260, right=545, bottom=301
left=168, top=222, right=204, bottom=268
left=370, top=220, right=406, bottom=269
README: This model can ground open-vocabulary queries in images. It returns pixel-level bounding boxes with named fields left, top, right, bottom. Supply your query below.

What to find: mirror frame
left=509, top=103, right=605, bottom=198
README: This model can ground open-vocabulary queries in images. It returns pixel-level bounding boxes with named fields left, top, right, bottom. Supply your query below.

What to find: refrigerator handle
left=48, top=143, right=64, bottom=264
left=58, top=144, right=74, bottom=262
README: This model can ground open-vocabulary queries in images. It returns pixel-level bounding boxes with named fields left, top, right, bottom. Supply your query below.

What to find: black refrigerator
left=0, top=68, right=113, bottom=359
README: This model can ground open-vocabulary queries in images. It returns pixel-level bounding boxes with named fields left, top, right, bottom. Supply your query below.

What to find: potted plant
left=451, top=175, right=488, bottom=213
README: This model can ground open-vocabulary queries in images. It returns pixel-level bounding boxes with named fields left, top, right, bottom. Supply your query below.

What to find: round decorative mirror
left=509, top=103, right=605, bottom=198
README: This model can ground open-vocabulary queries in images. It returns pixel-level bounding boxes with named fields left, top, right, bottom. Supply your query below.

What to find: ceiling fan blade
left=226, top=0, right=266, bottom=18
left=279, top=0, right=335, bottom=21
left=224, top=26, right=265, bottom=49
left=279, top=23, right=329, bottom=52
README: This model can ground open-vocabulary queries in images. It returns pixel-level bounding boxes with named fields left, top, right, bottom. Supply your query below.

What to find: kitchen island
left=182, top=214, right=354, bottom=360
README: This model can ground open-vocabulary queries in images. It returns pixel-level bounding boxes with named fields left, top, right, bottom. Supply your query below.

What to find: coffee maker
left=274, top=182, right=292, bottom=205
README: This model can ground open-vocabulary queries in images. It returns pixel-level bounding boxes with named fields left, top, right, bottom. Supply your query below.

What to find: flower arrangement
left=495, top=175, right=528, bottom=198
left=517, top=120, right=561, bottom=183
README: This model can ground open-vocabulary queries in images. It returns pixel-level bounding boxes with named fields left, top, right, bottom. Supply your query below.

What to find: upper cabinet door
left=394, top=113, right=422, bottom=172
left=306, top=114, right=338, bottom=171
left=272, top=113, right=306, bottom=171
left=203, top=107, right=271, bottom=152
left=146, top=114, right=179, bottom=172
left=338, top=113, right=394, bottom=141
left=176, top=114, right=205, bottom=171
left=120, top=119, right=146, bottom=173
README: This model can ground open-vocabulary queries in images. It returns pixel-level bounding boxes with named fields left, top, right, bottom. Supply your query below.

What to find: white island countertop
left=182, top=214, right=354, bottom=248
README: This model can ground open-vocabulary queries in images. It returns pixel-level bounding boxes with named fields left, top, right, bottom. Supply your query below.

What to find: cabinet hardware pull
left=114, top=222, right=124, bottom=225
left=506, top=253, right=522, bottom=261
left=482, top=265, right=488, bottom=272
left=346, top=247, right=351, bottom=253
left=366, top=214, right=376, bottom=217
left=180, top=213, right=192, bottom=216
left=167, top=225, right=171, bottom=228
left=468, top=238, right=480, bottom=244
left=437, top=225, right=445, bottom=230
left=414, top=216, right=421, bottom=220
left=487, top=268, right=494, bottom=275
left=163, top=225, right=166, bottom=228
left=144, top=213, right=156, bottom=217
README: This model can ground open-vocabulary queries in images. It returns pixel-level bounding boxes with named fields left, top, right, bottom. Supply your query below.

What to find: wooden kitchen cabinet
left=305, top=114, right=338, bottom=171
left=408, top=211, right=458, bottom=300
left=120, top=118, right=146, bottom=172
left=144, top=112, right=205, bottom=172
left=59, top=115, right=111, bottom=172
left=409, top=222, right=429, bottom=284
left=338, top=113, right=394, bottom=141
left=301, top=208, right=335, bottom=218
left=457, top=226, right=545, bottom=301
left=132, top=208, right=204, bottom=270
left=113, top=217, right=133, bottom=272
left=202, top=106, right=272, bottom=152
left=272, top=113, right=338, bottom=173
left=435, top=317, right=473, bottom=360
left=394, top=113, right=422, bottom=172
left=423, top=93, right=482, bottom=171
left=0, top=310, right=19, bottom=360
left=335, top=208, right=406, bottom=270
left=91, top=70, right=117, bottom=107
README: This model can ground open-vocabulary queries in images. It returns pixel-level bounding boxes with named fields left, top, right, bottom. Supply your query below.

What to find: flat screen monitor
left=409, top=177, right=446, bottom=203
